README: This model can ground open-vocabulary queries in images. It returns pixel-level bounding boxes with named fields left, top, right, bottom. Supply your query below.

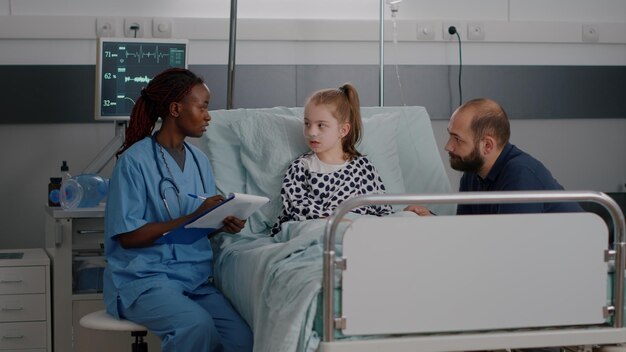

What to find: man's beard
left=449, top=145, right=484, bottom=174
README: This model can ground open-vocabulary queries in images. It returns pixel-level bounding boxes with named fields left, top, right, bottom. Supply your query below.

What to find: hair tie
left=338, top=86, right=347, bottom=96
left=140, top=88, right=149, bottom=100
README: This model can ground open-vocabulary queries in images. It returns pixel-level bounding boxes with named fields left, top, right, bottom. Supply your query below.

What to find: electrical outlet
left=153, top=18, right=173, bottom=38
left=443, top=22, right=463, bottom=41
left=416, top=22, right=436, bottom=41
left=124, top=18, right=147, bottom=38
left=467, top=22, right=485, bottom=40
left=582, top=24, right=599, bottom=42
left=96, top=17, right=117, bottom=37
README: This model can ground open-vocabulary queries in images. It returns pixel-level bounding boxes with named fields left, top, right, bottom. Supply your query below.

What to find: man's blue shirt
left=457, top=143, right=582, bottom=215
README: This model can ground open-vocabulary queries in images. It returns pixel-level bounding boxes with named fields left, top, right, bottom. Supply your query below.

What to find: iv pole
left=227, top=0, right=237, bottom=109
left=379, top=0, right=384, bottom=107
left=227, top=0, right=381, bottom=108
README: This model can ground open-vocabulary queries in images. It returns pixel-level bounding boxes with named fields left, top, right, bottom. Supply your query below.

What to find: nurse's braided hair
left=116, top=68, right=204, bottom=156
left=305, top=82, right=363, bottom=159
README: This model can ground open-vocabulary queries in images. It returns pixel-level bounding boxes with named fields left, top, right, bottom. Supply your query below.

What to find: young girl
left=271, top=83, right=393, bottom=235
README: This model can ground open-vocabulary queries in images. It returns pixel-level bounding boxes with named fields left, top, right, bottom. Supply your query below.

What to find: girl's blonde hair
left=305, top=82, right=363, bottom=159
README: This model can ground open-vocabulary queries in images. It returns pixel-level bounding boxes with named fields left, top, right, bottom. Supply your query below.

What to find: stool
left=79, top=309, right=149, bottom=352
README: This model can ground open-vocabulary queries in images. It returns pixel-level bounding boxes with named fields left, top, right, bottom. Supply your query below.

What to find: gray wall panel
left=165, top=65, right=297, bottom=110
left=2, top=64, right=624, bottom=123
left=383, top=65, right=454, bottom=117
left=461, top=66, right=626, bottom=119
left=2, top=65, right=95, bottom=124
left=190, top=64, right=229, bottom=111
left=296, top=65, right=380, bottom=107
left=233, top=65, right=297, bottom=108
left=385, top=65, right=626, bottom=119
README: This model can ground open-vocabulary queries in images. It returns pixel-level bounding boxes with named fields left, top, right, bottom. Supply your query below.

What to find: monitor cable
left=130, top=25, right=140, bottom=38
left=448, top=26, right=463, bottom=107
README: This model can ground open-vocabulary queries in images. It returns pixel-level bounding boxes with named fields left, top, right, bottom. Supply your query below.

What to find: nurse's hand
left=221, top=216, right=246, bottom=234
left=195, top=195, right=225, bottom=215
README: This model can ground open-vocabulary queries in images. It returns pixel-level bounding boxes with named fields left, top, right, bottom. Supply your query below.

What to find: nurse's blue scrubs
left=103, top=137, right=252, bottom=352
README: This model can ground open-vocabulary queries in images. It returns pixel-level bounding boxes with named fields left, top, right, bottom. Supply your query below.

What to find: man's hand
left=404, top=205, right=434, bottom=216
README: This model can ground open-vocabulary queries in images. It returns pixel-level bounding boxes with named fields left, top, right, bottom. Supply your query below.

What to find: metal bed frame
left=321, top=190, right=626, bottom=351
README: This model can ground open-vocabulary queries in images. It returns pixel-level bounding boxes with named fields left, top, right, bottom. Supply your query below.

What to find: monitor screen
left=94, top=38, right=188, bottom=121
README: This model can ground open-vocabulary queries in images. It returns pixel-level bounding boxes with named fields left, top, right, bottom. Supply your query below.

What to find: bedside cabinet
left=0, top=248, right=51, bottom=352
left=44, top=207, right=161, bottom=352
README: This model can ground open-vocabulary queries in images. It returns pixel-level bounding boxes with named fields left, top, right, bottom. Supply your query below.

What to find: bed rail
left=322, top=190, right=626, bottom=344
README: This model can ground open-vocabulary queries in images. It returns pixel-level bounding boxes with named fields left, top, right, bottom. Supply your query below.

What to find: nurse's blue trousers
left=119, top=284, right=253, bottom=352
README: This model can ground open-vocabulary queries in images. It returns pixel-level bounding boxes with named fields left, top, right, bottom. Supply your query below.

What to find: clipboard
left=155, top=192, right=269, bottom=245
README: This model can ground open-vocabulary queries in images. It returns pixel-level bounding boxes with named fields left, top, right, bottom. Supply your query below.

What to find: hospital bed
left=197, top=106, right=626, bottom=352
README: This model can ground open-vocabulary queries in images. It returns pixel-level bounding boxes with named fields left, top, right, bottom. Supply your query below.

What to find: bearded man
left=444, top=98, right=582, bottom=215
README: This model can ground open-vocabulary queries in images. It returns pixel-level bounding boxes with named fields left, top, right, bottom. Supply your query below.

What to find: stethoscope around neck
left=152, top=133, right=207, bottom=220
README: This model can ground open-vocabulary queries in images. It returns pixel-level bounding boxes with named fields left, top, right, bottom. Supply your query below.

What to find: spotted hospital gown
left=270, top=153, right=393, bottom=235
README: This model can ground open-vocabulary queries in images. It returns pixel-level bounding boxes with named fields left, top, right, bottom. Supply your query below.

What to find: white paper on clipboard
left=185, top=192, right=269, bottom=229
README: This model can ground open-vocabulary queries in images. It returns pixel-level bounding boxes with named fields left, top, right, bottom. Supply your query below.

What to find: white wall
left=3, top=0, right=626, bottom=21
left=0, top=0, right=625, bottom=249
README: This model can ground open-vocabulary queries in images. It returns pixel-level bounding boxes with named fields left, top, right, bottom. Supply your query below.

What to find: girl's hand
left=221, top=216, right=246, bottom=234
left=404, top=205, right=434, bottom=216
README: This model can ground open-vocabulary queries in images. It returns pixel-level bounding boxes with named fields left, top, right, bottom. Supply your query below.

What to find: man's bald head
left=455, top=98, right=510, bottom=148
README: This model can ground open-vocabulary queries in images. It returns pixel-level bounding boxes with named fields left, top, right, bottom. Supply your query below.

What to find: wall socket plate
left=582, top=24, right=599, bottom=42
left=443, top=22, right=463, bottom=41
left=124, top=17, right=147, bottom=38
left=467, top=22, right=485, bottom=40
left=153, top=18, right=173, bottom=38
left=416, top=22, right=436, bottom=41
left=96, top=17, right=117, bottom=37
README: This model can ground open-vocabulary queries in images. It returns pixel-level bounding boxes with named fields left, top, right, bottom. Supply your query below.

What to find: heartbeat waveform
left=124, top=75, right=151, bottom=83
left=122, top=45, right=170, bottom=64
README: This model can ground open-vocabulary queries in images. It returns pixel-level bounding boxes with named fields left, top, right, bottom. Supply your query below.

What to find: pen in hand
left=187, top=193, right=207, bottom=201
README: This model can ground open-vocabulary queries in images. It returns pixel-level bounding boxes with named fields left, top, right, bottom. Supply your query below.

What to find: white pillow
left=361, top=106, right=454, bottom=215
left=201, top=109, right=248, bottom=197
left=229, top=109, right=309, bottom=233
left=359, top=111, right=405, bottom=196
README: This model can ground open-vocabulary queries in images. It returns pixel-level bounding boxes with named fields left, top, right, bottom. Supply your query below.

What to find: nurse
left=103, top=68, right=253, bottom=352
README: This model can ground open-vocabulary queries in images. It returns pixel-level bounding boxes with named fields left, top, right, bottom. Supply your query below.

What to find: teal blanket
left=214, top=220, right=327, bottom=352
left=213, top=211, right=416, bottom=352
